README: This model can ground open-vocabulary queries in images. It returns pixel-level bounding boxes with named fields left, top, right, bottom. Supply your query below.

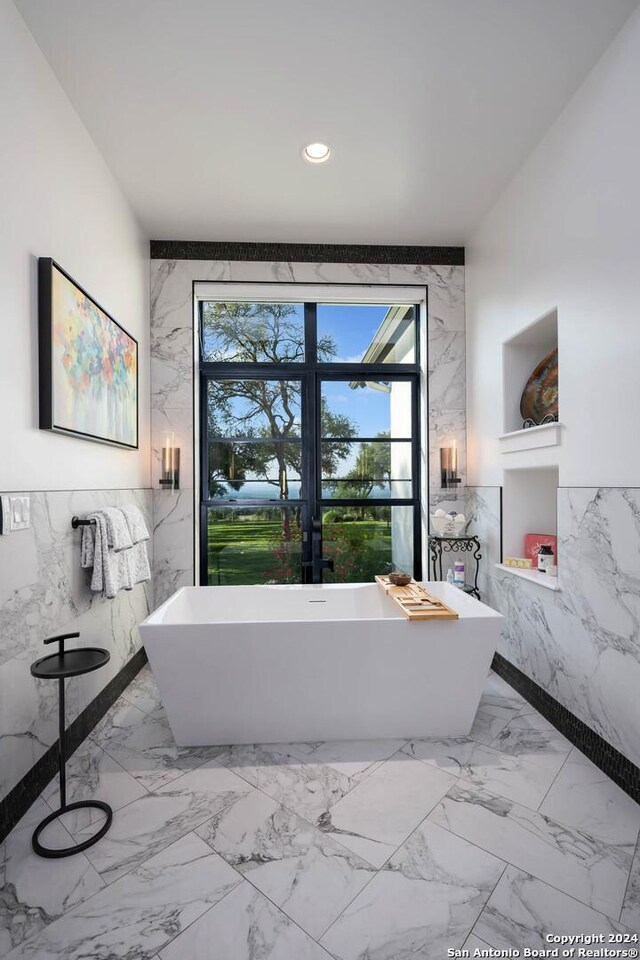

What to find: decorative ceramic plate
left=520, top=348, right=558, bottom=424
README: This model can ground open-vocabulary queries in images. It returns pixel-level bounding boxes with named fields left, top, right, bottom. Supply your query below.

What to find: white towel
left=81, top=512, right=116, bottom=597
left=80, top=520, right=97, bottom=569
left=101, top=507, right=133, bottom=552
left=120, top=505, right=150, bottom=544
left=80, top=508, right=150, bottom=599
left=127, top=540, right=151, bottom=587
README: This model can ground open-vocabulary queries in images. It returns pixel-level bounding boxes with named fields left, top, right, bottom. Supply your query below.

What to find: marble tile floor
left=2, top=666, right=639, bottom=960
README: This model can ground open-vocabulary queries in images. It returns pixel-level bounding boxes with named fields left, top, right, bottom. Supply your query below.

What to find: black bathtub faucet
left=302, top=516, right=334, bottom=583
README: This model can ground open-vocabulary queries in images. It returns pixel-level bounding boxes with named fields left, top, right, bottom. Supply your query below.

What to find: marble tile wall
left=466, top=485, right=640, bottom=769
left=0, top=489, right=153, bottom=804
left=150, top=259, right=466, bottom=604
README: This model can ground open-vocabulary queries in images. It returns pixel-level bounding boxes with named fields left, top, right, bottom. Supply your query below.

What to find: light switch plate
left=0, top=496, right=9, bottom=535
left=0, top=495, right=30, bottom=533
left=10, top=496, right=30, bottom=531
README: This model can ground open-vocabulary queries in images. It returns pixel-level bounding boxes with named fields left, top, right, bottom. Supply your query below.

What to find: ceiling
left=15, top=0, right=639, bottom=245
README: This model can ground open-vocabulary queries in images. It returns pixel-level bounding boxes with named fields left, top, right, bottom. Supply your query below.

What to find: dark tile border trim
left=0, top=647, right=148, bottom=844
left=150, top=240, right=465, bottom=266
left=492, top=652, right=640, bottom=803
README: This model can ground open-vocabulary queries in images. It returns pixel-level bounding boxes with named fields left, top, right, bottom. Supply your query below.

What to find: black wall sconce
left=440, top=444, right=461, bottom=490
left=159, top=432, right=180, bottom=490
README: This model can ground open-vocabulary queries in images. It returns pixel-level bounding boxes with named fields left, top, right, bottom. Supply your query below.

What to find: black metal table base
left=30, top=632, right=112, bottom=859
left=32, top=800, right=113, bottom=858
left=428, top=534, right=482, bottom=599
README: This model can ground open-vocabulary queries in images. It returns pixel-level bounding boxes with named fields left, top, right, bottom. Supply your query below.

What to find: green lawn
left=207, top=517, right=298, bottom=584
left=206, top=514, right=393, bottom=585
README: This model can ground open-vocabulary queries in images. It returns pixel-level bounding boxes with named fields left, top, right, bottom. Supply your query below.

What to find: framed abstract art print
left=38, top=258, right=138, bottom=449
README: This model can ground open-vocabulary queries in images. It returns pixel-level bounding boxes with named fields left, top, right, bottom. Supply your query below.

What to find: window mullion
left=304, top=302, right=317, bottom=365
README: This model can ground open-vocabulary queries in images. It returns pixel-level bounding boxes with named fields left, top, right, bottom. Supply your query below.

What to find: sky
left=320, top=303, right=412, bottom=438
left=319, top=303, right=381, bottom=438
left=317, top=304, right=390, bottom=364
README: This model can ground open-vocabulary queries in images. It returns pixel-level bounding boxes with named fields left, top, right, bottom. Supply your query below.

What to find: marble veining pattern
left=284, top=737, right=406, bottom=782
left=3, top=833, right=241, bottom=960
left=464, top=933, right=494, bottom=951
left=475, top=866, right=633, bottom=949
left=3, top=667, right=639, bottom=960
left=321, top=819, right=504, bottom=959
left=429, top=783, right=633, bottom=919
left=42, top=737, right=147, bottom=834
left=160, top=880, right=333, bottom=960
left=195, top=790, right=376, bottom=938
left=218, top=743, right=354, bottom=824
left=150, top=258, right=466, bottom=604
left=0, top=488, right=152, bottom=805
left=466, top=486, right=640, bottom=770
left=491, top=708, right=572, bottom=762
left=469, top=701, right=523, bottom=746
left=539, top=747, right=640, bottom=847
left=76, top=761, right=254, bottom=884
left=316, top=750, right=457, bottom=868
left=89, top=699, right=228, bottom=792
left=152, top=490, right=193, bottom=609
left=402, top=735, right=564, bottom=809
left=0, top=799, right=104, bottom=956
left=119, top=663, right=165, bottom=720
left=621, top=839, right=640, bottom=929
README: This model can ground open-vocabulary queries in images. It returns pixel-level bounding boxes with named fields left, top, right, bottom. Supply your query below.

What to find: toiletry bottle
left=453, top=561, right=465, bottom=586
left=537, top=544, right=554, bottom=573
left=446, top=568, right=454, bottom=585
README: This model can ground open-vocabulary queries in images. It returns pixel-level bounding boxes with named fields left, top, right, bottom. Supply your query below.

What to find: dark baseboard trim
left=0, top=647, right=148, bottom=844
left=492, top=652, right=640, bottom=803
left=150, top=240, right=465, bottom=266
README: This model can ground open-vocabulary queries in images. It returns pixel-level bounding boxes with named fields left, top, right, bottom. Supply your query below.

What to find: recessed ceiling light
left=302, top=142, right=331, bottom=164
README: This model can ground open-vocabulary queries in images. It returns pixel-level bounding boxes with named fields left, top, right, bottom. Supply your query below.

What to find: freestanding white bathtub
left=139, top=582, right=503, bottom=746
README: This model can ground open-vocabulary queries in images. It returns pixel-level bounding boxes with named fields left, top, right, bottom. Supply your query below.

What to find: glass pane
left=322, top=506, right=413, bottom=583
left=207, top=507, right=302, bottom=585
left=202, top=302, right=305, bottom=362
left=321, top=379, right=412, bottom=438
left=317, top=303, right=415, bottom=364
left=207, top=380, right=302, bottom=440
left=321, top=441, right=412, bottom=499
left=209, top=441, right=301, bottom=500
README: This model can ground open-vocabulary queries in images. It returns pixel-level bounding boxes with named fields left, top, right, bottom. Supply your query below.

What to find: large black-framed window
left=198, top=297, right=422, bottom=586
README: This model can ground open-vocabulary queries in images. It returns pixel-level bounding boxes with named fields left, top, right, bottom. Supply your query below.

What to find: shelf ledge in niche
left=498, top=422, right=561, bottom=454
left=495, top=563, right=560, bottom=591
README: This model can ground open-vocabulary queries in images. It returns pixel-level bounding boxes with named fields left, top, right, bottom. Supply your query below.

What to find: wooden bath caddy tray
left=375, top=576, right=459, bottom=621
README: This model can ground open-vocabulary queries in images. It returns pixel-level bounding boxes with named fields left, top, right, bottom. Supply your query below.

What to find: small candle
left=161, top=432, right=175, bottom=479
left=160, top=432, right=180, bottom=490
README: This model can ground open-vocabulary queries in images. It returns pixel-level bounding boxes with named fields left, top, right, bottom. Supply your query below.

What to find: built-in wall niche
left=499, top=465, right=559, bottom=590
left=499, top=308, right=559, bottom=455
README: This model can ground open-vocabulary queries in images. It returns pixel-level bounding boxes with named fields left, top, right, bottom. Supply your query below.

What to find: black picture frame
left=38, top=258, right=139, bottom=450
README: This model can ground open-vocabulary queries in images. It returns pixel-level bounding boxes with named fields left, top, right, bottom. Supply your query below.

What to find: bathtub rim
left=141, top=582, right=503, bottom=628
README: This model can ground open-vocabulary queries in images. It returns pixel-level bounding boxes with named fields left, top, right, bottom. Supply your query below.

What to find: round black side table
left=30, top=631, right=113, bottom=858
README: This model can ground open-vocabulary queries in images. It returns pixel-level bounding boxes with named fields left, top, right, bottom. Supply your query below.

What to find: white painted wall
left=502, top=467, right=558, bottom=559
left=0, top=0, right=149, bottom=492
left=466, top=5, right=640, bottom=489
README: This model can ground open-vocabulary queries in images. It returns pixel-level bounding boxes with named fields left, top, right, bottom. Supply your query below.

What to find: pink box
left=524, top=533, right=557, bottom=565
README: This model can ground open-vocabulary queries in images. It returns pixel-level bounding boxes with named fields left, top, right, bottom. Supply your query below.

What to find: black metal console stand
left=30, top=631, right=113, bottom=858
left=428, top=534, right=482, bottom=599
